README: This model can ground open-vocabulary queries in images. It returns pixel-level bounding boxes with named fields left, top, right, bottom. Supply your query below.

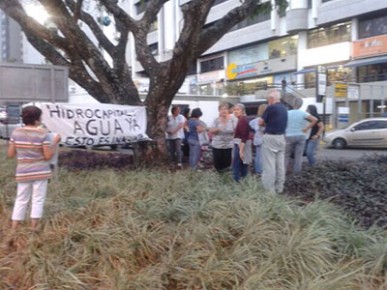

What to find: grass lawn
left=0, top=141, right=386, bottom=289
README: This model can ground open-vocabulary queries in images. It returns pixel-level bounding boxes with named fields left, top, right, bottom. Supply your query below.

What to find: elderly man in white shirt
left=166, top=105, right=186, bottom=169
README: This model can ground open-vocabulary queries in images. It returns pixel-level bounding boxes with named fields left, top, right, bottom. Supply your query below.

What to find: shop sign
left=226, top=63, right=258, bottom=80
left=317, top=66, right=327, bottom=102
left=352, top=35, right=387, bottom=59
left=335, top=83, right=348, bottom=98
left=347, top=84, right=359, bottom=100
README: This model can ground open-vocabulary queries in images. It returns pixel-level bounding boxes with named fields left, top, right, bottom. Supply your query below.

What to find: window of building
left=135, top=0, right=150, bottom=14
left=213, top=0, right=228, bottom=6
left=268, top=35, right=298, bottom=59
left=307, top=22, right=351, bottom=49
left=199, top=83, right=214, bottom=96
left=200, top=56, right=224, bottom=73
left=357, top=63, right=387, bottom=83
left=230, top=3, right=271, bottom=31
left=148, top=43, right=158, bottom=55
left=150, top=20, right=158, bottom=32
left=358, top=15, right=387, bottom=39
left=304, top=66, right=353, bottom=88
left=187, top=62, right=197, bottom=75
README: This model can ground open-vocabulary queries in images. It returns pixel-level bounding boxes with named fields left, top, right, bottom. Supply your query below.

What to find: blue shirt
left=286, top=109, right=309, bottom=136
left=262, top=102, right=288, bottom=134
left=187, top=118, right=200, bottom=141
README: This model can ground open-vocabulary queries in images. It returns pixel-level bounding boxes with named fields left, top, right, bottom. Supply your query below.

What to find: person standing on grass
left=249, top=104, right=267, bottom=175
left=285, top=97, right=317, bottom=173
left=305, top=104, right=324, bottom=166
left=209, top=102, right=237, bottom=173
left=166, top=105, right=186, bottom=169
left=259, top=89, right=288, bottom=194
left=187, top=108, right=206, bottom=170
left=232, top=103, right=252, bottom=182
left=7, top=105, right=61, bottom=231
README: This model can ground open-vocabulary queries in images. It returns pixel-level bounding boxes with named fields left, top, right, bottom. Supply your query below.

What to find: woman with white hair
left=232, top=103, right=252, bottom=182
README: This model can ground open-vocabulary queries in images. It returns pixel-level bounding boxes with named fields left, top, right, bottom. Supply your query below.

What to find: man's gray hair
left=267, top=89, right=281, bottom=101
left=293, top=97, right=303, bottom=109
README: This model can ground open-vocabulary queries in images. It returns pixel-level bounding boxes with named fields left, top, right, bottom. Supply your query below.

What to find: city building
left=3, top=0, right=387, bottom=126
left=0, top=11, right=22, bottom=63
left=127, top=0, right=387, bottom=125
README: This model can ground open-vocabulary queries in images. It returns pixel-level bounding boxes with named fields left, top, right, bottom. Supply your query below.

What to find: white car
left=324, top=118, right=387, bottom=149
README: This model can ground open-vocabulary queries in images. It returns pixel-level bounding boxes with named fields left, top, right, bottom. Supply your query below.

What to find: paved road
left=318, top=144, right=387, bottom=161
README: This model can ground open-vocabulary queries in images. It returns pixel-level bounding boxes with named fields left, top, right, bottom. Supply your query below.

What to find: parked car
left=0, top=121, right=22, bottom=139
left=0, top=105, right=22, bottom=139
left=324, top=118, right=387, bottom=149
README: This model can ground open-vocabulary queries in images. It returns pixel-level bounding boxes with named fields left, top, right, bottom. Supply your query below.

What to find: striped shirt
left=10, top=127, right=52, bottom=182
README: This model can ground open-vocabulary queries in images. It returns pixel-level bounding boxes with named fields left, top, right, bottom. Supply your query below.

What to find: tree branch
left=172, top=0, right=214, bottom=59
left=99, top=0, right=139, bottom=33
left=73, top=0, right=83, bottom=22
left=64, top=0, right=115, bottom=55
left=39, top=0, right=119, bottom=90
left=0, top=0, right=68, bottom=48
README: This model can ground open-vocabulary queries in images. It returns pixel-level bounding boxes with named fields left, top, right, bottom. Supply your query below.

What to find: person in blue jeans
left=305, top=105, right=324, bottom=166
left=232, top=103, right=251, bottom=182
left=187, top=108, right=206, bottom=170
left=285, top=98, right=317, bottom=173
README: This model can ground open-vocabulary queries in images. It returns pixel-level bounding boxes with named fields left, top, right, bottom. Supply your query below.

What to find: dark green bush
left=284, top=155, right=387, bottom=229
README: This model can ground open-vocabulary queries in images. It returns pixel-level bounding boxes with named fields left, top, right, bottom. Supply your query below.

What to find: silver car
left=324, top=118, right=387, bottom=149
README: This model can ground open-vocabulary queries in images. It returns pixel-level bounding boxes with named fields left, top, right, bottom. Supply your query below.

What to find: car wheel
left=332, top=138, right=346, bottom=149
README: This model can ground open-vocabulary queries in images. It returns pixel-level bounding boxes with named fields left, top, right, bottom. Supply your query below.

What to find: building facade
left=128, top=1, right=386, bottom=101
left=129, top=0, right=387, bottom=125
left=5, top=0, right=387, bottom=123
left=0, top=11, right=23, bottom=63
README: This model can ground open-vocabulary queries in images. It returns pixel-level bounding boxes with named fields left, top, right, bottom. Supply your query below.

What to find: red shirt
left=234, top=116, right=250, bottom=143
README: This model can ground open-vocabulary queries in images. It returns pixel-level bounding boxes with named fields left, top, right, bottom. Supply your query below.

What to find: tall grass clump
left=0, top=144, right=386, bottom=289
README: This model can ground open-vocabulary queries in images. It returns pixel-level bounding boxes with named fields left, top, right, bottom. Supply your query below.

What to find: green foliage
left=0, top=143, right=386, bottom=289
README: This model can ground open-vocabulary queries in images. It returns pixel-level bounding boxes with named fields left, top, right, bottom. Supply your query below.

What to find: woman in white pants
left=7, top=105, right=60, bottom=230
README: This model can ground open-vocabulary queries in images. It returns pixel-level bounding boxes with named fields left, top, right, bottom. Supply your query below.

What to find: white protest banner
left=40, top=102, right=148, bottom=147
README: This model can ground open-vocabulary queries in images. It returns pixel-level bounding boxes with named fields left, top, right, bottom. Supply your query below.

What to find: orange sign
left=352, top=35, right=387, bottom=59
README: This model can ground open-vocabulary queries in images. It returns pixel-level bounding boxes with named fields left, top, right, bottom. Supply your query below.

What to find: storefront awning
left=294, top=68, right=315, bottom=74
left=344, top=55, right=387, bottom=67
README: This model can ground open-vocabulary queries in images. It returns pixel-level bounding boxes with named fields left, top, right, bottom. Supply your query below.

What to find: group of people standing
left=166, top=89, right=324, bottom=194
left=6, top=95, right=323, bottom=231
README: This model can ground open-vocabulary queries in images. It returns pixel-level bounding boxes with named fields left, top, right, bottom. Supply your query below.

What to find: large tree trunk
left=144, top=77, right=178, bottom=161
left=0, top=0, right=288, bottom=166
